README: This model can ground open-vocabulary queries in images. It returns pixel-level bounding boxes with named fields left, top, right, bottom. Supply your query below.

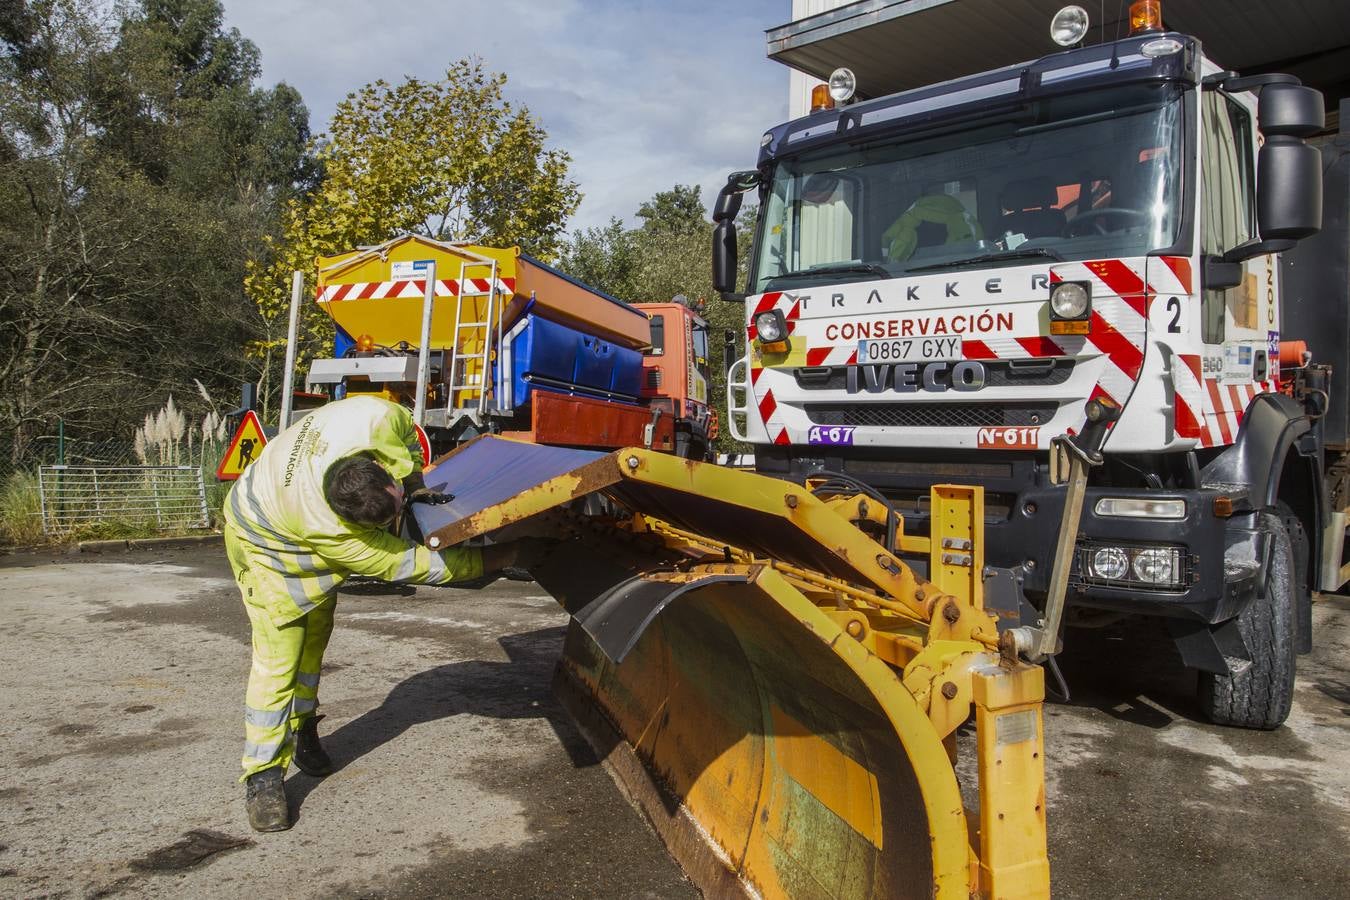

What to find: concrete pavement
left=0, top=547, right=1346, bottom=898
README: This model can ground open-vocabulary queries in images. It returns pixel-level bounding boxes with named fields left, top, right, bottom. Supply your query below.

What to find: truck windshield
left=752, top=83, right=1184, bottom=292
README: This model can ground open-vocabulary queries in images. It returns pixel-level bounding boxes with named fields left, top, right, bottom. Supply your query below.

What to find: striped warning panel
left=317, top=277, right=516, bottom=302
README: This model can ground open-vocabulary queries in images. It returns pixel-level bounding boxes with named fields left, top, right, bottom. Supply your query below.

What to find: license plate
left=857, top=337, right=962, bottom=364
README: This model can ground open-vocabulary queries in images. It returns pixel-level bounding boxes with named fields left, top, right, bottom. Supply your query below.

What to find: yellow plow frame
left=413, top=436, right=1050, bottom=899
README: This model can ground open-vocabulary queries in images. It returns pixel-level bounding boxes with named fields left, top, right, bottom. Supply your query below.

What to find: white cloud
left=221, top=0, right=791, bottom=232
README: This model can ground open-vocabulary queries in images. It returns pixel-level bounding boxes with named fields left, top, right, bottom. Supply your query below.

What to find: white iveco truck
left=713, top=0, right=1350, bottom=728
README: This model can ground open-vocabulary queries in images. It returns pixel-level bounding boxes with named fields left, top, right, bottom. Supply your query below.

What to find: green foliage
left=557, top=184, right=759, bottom=451
left=246, top=58, right=581, bottom=418
left=0, top=471, right=43, bottom=544
left=0, top=0, right=314, bottom=464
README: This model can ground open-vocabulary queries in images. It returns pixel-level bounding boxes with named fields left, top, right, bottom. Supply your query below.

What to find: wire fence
left=1, top=437, right=233, bottom=543
left=38, top=466, right=210, bottom=534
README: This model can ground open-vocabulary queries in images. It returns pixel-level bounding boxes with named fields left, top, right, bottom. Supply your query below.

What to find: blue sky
left=221, top=0, right=792, bottom=233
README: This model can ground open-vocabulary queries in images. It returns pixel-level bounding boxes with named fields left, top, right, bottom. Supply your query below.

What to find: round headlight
left=754, top=310, right=787, bottom=343
left=1050, top=6, right=1090, bottom=46
left=1132, top=548, right=1176, bottom=584
left=1050, top=282, right=1090, bottom=319
left=828, top=68, right=856, bottom=103
left=1090, top=546, right=1130, bottom=581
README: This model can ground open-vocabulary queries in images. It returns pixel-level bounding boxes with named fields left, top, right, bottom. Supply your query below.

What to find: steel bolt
left=785, top=494, right=798, bottom=509
left=941, top=682, right=958, bottom=700
left=626, top=455, right=640, bottom=470
left=429, top=536, right=441, bottom=549
left=846, top=619, right=864, bottom=638
left=942, top=602, right=961, bottom=624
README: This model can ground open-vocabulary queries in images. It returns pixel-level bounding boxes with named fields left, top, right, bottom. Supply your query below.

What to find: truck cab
left=714, top=1, right=1335, bottom=728
left=637, top=300, right=717, bottom=459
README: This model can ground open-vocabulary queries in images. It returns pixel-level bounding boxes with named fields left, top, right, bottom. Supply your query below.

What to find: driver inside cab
left=883, top=191, right=983, bottom=262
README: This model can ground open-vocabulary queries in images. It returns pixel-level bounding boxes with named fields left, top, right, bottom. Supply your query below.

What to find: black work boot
left=244, top=767, right=290, bottom=832
left=293, top=714, right=334, bottom=777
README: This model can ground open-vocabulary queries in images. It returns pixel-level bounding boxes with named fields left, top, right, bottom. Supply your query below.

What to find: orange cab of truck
left=635, top=298, right=718, bottom=459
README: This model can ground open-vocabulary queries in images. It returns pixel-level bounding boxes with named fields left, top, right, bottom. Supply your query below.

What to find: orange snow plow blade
left=413, top=436, right=1051, bottom=899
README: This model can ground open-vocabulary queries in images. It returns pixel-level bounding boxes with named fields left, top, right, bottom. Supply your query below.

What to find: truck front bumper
left=984, top=485, right=1266, bottom=625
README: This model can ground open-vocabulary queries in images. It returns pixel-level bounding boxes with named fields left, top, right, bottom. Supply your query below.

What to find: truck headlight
left=1050, top=281, right=1090, bottom=319
left=754, top=309, right=788, bottom=343
left=1077, top=542, right=1186, bottom=589
left=1132, top=548, right=1178, bottom=584
left=1089, top=546, right=1130, bottom=581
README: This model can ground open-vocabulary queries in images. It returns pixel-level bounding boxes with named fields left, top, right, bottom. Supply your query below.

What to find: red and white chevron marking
left=316, top=277, right=516, bottom=302
left=748, top=366, right=790, bottom=445
left=745, top=291, right=798, bottom=445
left=1150, top=255, right=1192, bottom=295
left=1200, top=379, right=1275, bottom=448
left=1047, top=259, right=1150, bottom=410
left=1173, top=354, right=1206, bottom=441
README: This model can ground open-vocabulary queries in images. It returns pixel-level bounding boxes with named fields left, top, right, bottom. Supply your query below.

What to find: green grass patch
left=0, top=472, right=45, bottom=545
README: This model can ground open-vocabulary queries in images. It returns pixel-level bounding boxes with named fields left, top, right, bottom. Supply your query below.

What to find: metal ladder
left=446, top=259, right=503, bottom=419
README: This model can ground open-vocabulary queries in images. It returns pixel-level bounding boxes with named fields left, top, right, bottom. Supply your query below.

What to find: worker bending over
left=223, top=396, right=545, bottom=832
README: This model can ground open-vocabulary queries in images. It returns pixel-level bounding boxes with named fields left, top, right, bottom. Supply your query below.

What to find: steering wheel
left=1064, top=207, right=1148, bottom=237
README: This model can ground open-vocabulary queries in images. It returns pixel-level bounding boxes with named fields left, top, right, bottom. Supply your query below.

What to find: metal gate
left=38, top=466, right=209, bottom=534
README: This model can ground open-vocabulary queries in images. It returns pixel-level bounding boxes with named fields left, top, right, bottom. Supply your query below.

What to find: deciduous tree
left=246, top=58, right=581, bottom=417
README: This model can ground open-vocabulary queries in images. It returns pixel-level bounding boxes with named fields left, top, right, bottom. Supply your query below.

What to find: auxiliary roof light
left=1129, top=0, right=1163, bottom=35
left=1050, top=6, right=1090, bottom=47
left=828, top=67, right=857, bottom=103
left=355, top=333, right=376, bottom=352
left=810, top=83, right=834, bottom=113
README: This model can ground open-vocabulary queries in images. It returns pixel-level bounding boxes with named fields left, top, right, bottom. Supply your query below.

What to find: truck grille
left=804, top=402, right=1057, bottom=429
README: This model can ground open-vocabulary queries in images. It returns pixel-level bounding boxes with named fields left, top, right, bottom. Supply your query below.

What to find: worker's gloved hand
left=408, top=487, right=454, bottom=506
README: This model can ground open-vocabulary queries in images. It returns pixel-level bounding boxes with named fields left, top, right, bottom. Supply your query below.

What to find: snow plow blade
left=413, top=436, right=1051, bottom=899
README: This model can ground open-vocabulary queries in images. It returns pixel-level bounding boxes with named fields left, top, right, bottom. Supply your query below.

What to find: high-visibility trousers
left=227, top=530, right=336, bottom=779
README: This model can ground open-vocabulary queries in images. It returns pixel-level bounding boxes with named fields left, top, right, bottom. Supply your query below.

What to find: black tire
left=1197, top=512, right=1296, bottom=729
left=1276, top=500, right=1313, bottom=654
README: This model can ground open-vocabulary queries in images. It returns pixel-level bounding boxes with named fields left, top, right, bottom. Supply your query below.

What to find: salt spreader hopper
left=405, top=421, right=1108, bottom=898
left=309, top=235, right=657, bottom=446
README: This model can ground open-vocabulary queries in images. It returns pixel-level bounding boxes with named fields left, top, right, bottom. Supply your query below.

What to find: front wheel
left=1197, top=512, right=1296, bottom=729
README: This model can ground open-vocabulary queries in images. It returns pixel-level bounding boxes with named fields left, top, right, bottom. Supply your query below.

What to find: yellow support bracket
left=973, top=662, right=1050, bottom=899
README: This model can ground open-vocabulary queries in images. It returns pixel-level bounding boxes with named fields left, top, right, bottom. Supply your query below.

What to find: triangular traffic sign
left=217, top=410, right=268, bottom=481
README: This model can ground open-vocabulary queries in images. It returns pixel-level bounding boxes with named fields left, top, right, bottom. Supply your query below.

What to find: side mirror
left=1257, top=135, right=1322, bottom=243
left=711, top=170, right=760, bottom=299
left=712, top=218, right=739, bottom=297
left=1257, top=83, right=1324, bottom=138
left=1254, top=81, right=1324, bottom=245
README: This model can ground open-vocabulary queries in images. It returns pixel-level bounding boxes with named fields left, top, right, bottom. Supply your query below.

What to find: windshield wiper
left=905, top=247, right=1062, bottom=274
left=771, top=262, right=891, bottom=282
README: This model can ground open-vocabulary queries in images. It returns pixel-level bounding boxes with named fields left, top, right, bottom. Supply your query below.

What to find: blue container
left=500, top=315, right=643, bottom=408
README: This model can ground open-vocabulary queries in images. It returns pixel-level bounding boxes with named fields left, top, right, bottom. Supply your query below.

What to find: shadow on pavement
left=287, top=626, right=598, bottom=820
left=1054, top=616, right=1204, bottom=728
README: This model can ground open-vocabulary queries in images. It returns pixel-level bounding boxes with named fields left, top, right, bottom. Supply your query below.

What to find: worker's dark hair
left=324, top=454, right=398, bottom=525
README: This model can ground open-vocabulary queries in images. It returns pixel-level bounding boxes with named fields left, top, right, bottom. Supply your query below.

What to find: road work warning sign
left=217, top=410, right=267, bottom=481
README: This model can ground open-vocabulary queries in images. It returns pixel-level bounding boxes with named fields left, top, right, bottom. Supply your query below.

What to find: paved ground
left=0, top=544, right=1346, bottom=899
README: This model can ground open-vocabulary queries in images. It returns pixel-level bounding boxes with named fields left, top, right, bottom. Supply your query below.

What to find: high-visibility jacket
left=883, top=193, right=983, bottom=262
left=223, top=396, right=481, bottom=625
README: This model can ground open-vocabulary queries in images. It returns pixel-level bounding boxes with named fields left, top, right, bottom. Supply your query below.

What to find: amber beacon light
left=810, top=83, right=835, bottom=113
left=1129, top=0, right=1163, bottom=35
